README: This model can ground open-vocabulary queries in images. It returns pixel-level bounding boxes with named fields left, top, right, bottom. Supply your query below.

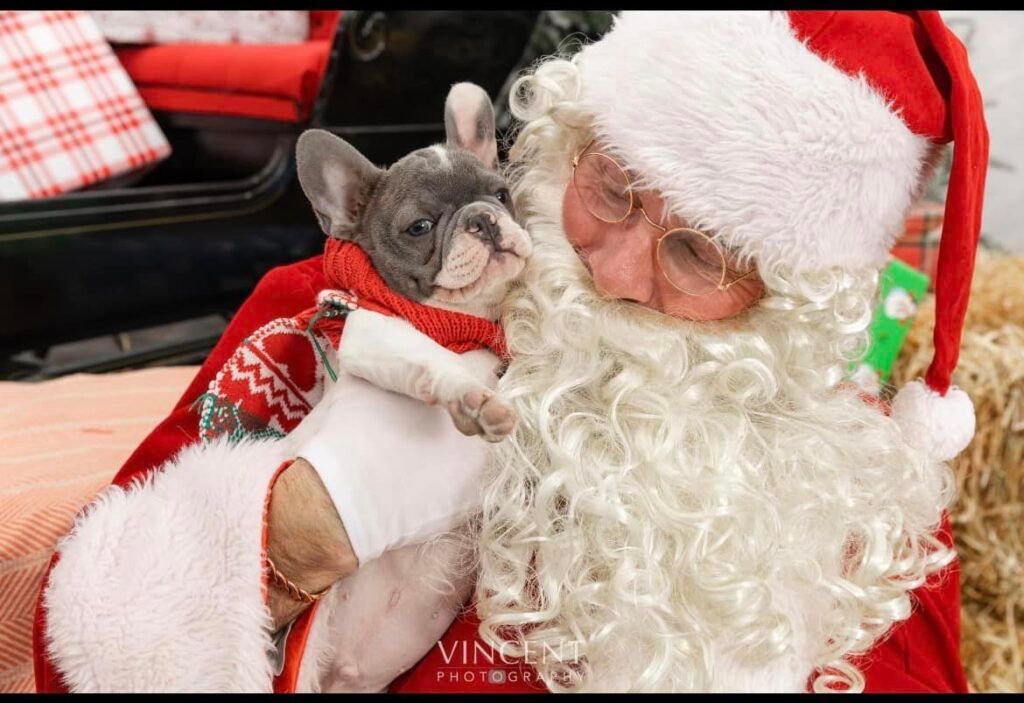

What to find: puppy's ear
left=444, top=82, right=497, bottom=169
left=296, top=129, right=383, bottom=239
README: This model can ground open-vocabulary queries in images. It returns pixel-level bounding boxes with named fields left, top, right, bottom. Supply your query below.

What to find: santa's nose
left=586, top=229, right=656, bottom=304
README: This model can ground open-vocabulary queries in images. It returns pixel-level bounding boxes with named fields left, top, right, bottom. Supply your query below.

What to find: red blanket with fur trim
left=32, top=241, right=967, bottom=693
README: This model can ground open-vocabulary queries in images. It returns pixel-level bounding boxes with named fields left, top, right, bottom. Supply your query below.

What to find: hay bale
left=891, top=252, right=1024, bottom=693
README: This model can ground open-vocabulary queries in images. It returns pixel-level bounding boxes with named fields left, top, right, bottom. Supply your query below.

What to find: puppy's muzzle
left=466, top=210, right=500, bottom=249
left=453, top=202, right=530, bottom=259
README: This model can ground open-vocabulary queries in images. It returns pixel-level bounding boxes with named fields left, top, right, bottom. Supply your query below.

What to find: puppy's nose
left=467, top=211, right=500, bottom=248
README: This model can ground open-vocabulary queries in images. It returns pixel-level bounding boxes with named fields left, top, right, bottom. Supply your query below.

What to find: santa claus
left=472, top=9, right=986, bottom=692
left=33, top=10, right=986, bottom=694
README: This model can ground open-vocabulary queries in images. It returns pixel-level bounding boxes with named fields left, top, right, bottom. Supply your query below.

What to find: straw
left=891, top=251, right=1024, bottom=693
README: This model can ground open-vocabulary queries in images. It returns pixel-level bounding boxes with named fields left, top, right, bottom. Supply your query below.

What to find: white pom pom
left=891, top=379, right=975, bottom=462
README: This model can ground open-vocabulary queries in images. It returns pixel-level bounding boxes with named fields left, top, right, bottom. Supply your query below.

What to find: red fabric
left=915, top=11, right=988, bottom=397
left=856, top=515, right=967, bottom=693
left=32, top=245, right=966, bottom=693
left=307, top=11, right=339, bottom=42
left=112, top=10, right=341, bottom=122
left=0, top=10, right=170, bottom=200
left=788, top=10, right=989, bottom=397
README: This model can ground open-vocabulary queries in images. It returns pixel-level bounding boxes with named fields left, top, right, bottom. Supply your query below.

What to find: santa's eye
left=407, top=219, right=434, bottom=237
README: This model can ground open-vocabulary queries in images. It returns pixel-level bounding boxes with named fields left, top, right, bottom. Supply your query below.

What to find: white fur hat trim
left=575, top=11, right=930, bottom=273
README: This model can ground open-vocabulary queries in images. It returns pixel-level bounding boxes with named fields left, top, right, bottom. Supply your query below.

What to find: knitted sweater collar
left=322, top=239, right=508, bottom=358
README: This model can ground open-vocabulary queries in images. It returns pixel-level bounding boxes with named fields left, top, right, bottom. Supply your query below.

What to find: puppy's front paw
left=447, top=387, right=515, bottom=443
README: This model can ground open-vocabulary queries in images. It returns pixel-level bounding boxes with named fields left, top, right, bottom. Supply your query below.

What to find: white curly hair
left=471, top=55, right=956, bottom=693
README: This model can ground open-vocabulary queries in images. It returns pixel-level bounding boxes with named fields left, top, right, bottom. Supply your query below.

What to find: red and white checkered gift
left=0, top=10, right=170, bottom=200
left=90, top=11, right=310, bottom=45
left=892, top=200, right=945, bottom=288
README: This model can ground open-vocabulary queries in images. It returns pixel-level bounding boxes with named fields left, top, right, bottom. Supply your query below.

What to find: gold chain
left=265, top=555, right=331, bottom=604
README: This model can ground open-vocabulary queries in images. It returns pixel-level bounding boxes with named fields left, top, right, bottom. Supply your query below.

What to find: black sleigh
left=0, top=11, right=614, bottom=380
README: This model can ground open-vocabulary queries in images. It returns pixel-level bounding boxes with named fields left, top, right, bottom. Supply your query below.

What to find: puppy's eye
left=495, top=189, right=510, bottom=205
left=407, top=219, right=434, bottom=237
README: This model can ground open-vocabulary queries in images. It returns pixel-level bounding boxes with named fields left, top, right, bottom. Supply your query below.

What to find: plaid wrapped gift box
left=0, top=10, right=170, bottom=200
left=891, top=200, right=944, bottom=287
left=89, top=11, right=310, bottom=45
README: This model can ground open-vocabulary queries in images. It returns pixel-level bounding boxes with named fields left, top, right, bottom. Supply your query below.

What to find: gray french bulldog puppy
left=295, top=82, right=532, bottom=322
left=294, top=82, right=532, bottom=441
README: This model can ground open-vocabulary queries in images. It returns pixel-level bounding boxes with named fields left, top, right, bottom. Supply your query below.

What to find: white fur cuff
left=43, top=437, right=290, bottom=692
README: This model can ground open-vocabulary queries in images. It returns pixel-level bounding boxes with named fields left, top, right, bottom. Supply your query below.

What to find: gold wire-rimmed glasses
left=571, top=139, right=757, bottom=296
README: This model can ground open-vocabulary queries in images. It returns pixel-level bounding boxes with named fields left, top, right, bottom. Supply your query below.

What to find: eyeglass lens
left=574, top=148, right=754, bottom=295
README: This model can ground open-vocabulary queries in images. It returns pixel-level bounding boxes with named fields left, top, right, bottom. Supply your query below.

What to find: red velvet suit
left=34, top=251, right=968, bottom=693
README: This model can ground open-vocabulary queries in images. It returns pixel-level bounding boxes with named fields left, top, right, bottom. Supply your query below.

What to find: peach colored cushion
left=0, top=367, right=198, bottom=692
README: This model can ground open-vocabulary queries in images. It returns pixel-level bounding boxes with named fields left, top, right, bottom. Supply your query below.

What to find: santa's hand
left=287, top=349, right=496, bottom=566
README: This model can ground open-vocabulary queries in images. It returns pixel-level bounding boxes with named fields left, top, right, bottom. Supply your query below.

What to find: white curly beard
left=470, top=59, right=957, bottom=693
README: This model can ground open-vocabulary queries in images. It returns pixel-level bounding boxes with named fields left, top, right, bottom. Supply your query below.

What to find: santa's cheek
left=562, top=183, right=595, bottom=248
left=656, top=275, right=765, bottom=321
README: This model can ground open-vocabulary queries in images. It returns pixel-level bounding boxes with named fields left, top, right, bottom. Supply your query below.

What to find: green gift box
left=848, top=258, right=930, bottom=392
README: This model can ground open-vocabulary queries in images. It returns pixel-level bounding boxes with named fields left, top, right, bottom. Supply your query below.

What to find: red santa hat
left=576, top=10, right=988, bottom=462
